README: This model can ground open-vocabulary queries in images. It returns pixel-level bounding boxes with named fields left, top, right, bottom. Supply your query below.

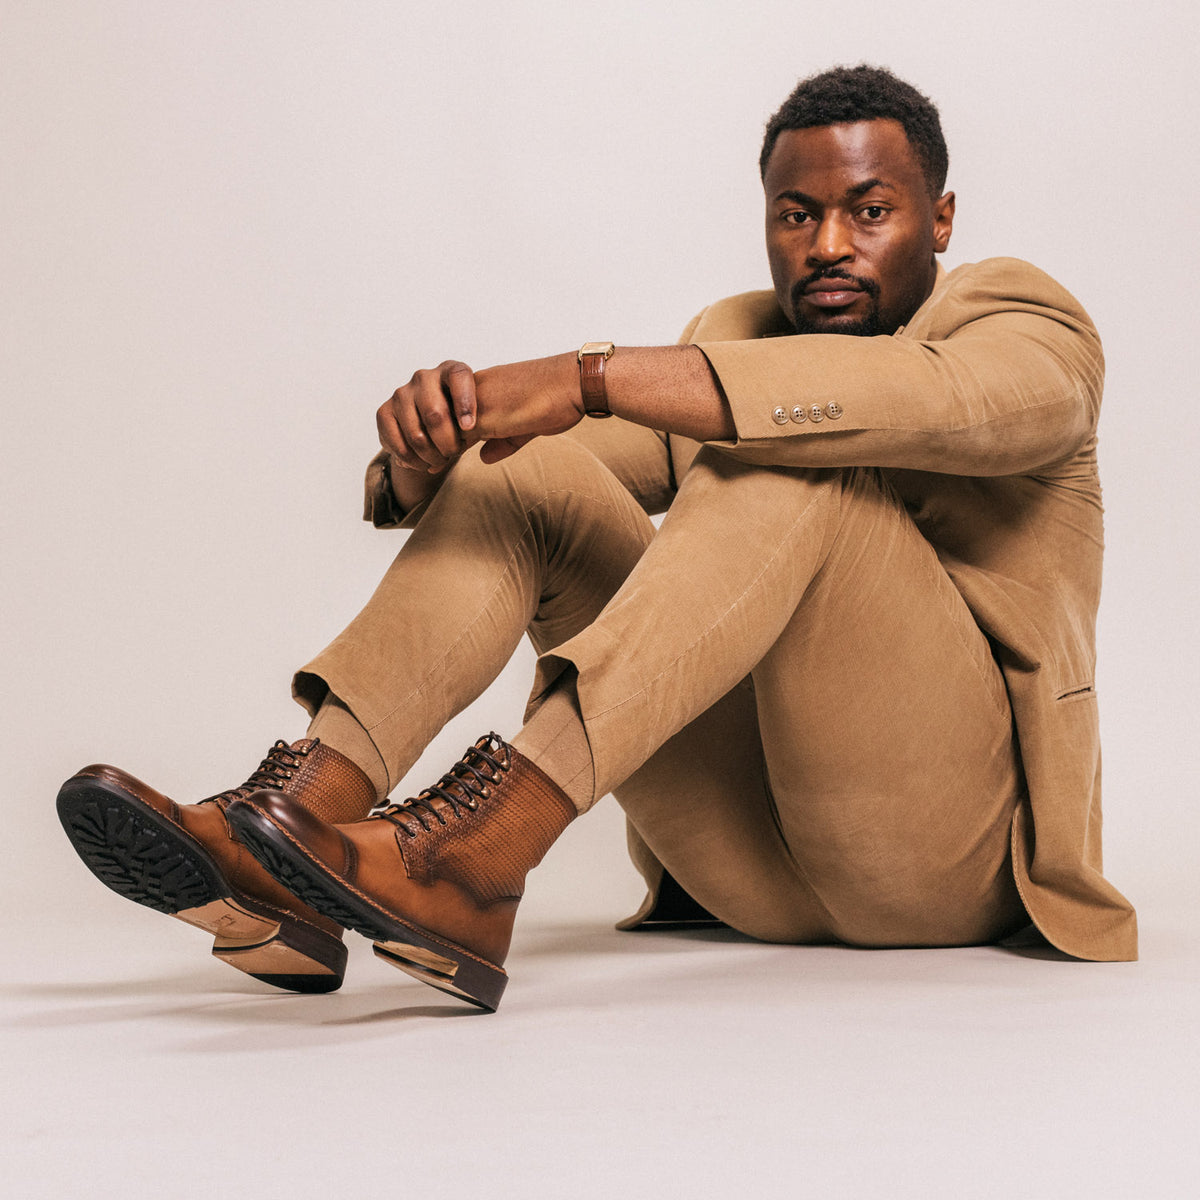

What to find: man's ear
left=932, top=191, right=955, bottom=254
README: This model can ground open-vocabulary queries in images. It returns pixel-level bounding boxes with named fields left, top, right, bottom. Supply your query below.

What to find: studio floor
left=4, top=876, right=1197, bottom=1199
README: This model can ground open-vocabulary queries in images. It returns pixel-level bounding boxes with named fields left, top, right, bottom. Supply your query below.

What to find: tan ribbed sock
left=306, top=694, right=390, bottom=804
left=511, top=679, right=595, bottom=814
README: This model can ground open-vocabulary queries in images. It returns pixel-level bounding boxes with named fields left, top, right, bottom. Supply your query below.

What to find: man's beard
left=789, top=270, right=882, bottom=337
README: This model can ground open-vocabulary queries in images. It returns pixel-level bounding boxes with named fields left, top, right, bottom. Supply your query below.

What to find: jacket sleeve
left=696, top=259, right=1104, bottom=477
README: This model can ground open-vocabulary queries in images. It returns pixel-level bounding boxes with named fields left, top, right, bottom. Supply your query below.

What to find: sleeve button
left=808, top=404, right=825, bottom=423
left=771, top=406, right=789, bottom=425
left=826, top=401, right=843, bottom=419
left=789, top=405, right=808, bottom=423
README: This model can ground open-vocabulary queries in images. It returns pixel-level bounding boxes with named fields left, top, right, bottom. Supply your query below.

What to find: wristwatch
left=577, top=341, right=615, bottom=418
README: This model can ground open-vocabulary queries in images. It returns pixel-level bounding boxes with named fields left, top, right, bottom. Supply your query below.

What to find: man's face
left=762, top=119, right=954, bottom=336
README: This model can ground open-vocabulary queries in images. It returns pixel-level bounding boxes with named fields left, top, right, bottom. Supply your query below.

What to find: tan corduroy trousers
left=295, top=422, right=1026, bottom=949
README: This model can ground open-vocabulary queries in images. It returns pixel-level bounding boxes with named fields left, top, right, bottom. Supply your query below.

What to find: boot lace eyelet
left=375, top=733, right=507, bottom=836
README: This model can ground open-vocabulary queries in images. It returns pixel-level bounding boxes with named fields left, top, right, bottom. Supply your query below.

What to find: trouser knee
left=434, top=441, right=604, bottom=523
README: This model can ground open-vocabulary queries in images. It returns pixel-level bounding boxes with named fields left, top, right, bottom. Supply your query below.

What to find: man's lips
left=803, top=282, right=864, bottom=309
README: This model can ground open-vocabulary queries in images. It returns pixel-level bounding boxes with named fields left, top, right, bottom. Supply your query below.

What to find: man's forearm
left=602, top=345, right=735, bottom=442
left=378, top=344, right=736, bottom=480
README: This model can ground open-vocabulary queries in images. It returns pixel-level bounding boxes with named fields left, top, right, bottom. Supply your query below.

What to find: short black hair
left=760, top=64, right=948, bottom=197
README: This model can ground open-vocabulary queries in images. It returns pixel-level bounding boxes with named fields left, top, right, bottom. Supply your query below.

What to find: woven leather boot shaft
left=283, top=740, right=377, bottom=824
left=399, top=745, right=576, bottom=905
left=204, top=739, right=377, bottom=825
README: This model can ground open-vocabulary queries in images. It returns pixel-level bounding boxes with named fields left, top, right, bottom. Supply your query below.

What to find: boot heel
left=212, top=912, right=348, bottom=994
left=372, top=939, right=507, bottom=1011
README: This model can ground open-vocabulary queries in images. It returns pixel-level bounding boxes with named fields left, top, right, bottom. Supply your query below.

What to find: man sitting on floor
left=57, top=65, right=1136, bottom=1011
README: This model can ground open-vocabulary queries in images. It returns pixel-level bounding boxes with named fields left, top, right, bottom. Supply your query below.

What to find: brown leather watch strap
left=577, top=342, right=615, bottom=418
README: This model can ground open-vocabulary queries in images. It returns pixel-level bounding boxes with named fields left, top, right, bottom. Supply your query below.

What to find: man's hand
left=377, top=352, right=585, bottom=473
left=376, top=345, right=732, bottom=505
left=378, top=360, right=481, bottom=475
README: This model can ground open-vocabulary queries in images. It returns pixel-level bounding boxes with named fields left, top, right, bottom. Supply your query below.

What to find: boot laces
left=202, top=739, right=314, bottom=808
left=373, top=733, right=509, bottom=838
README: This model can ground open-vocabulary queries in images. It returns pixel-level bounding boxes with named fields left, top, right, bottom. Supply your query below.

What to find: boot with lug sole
left=227, top=733, right=575, bottom=1011
left=56, top=738, right=377, bottom=993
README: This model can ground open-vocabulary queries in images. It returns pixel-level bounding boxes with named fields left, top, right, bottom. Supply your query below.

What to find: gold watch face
left=578, top=341, right=615, bottom=360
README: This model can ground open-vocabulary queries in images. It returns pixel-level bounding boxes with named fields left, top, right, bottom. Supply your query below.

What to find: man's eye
left=860, top=205, right=887, bottom=220
left=782, top=211, right=812, bottom=224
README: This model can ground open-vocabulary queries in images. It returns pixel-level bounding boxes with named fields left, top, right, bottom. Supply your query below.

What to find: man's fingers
left=442, top=361, right=477, bottom=432
left=378, top=394, right=446, bottom=472
left=412, top=361, right=476, bottom=457
left=380, top=368, right=455, bottom=469
left=376, top=402, right=422, bottom=470
left=379, top=362, right=478, bottom=470
left=396, top=392, right=451, bottom=471
left=413, top=395, right=461, bottom=460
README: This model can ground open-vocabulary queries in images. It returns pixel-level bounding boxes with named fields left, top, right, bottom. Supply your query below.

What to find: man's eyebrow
left=773, top=179, right=898, bottom=205
left=773, top=188, right=820, bottom=206
left=847, top=177, right=897, bottom=198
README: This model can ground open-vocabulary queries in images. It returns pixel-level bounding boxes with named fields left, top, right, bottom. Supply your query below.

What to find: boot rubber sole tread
left=58, top=781, right=230, bottom=914
left=56, top=777, right=345, bottom=994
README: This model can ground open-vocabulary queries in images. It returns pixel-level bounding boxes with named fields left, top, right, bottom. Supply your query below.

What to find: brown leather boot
left=226, top=733, right=576, bottom=1011
left=56, top=739, right=377, bottom=993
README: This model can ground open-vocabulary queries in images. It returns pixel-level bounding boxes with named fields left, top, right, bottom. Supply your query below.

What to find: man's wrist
left=577, top=342, right=616, bottom=418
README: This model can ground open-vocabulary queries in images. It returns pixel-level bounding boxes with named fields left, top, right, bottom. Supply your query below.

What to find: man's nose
left=808, top=214, right=854, bottom=264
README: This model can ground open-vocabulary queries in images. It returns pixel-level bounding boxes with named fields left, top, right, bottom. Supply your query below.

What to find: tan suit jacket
left=681, top=257, right=1135, bottom=961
